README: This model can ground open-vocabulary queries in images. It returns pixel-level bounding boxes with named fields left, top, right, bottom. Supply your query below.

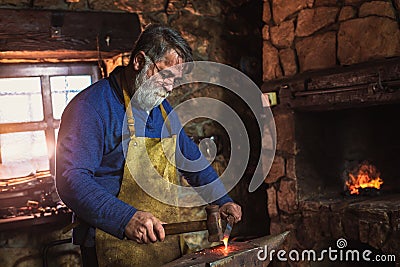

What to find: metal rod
left=295, top=84, right=368, bottom=96
left=42, top=238, right=72, bottom=267
left=294, top=80, right=400, bottom=97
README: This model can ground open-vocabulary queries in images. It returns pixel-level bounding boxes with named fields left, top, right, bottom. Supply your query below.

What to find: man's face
left=132, top=50, right=184, bottom=112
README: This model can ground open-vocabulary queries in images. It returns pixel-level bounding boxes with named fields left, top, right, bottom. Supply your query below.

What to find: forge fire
left=345, top=161, right=384, bottom=195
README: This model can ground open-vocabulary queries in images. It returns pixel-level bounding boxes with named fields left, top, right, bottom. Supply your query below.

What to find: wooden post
left=40, top=76, right=56, bottom=176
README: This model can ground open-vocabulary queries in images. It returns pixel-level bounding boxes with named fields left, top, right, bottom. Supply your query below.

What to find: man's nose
left=164, top=84, right=174, bottom=92
left=163, top=78, right=175, bottom=92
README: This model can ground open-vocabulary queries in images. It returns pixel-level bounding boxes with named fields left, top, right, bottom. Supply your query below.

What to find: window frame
left=0, top=63, right=100, bottom=176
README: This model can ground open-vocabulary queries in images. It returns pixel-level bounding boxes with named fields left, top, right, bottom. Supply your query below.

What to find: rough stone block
left=390, top=209, right=400, bottom=231
left=359, top=1, right=396, bottom=19
left=272, top=0, right=308, bottom=24
left=286, top=156, right=296, bottom=179
left=266, top=186, right=279, bottom=218
left=270, top=217, right=283, bottom=235
left=339, top=6, right=356, bottom=21
left=90, top=0, right=122, bottom=11
left=262, top=25, right=270, bottom=40
left=277, top=178, right=298, bottom=213
left=274, top=111, right=296, bottom=154
left=263, top=1, right=271, bottom=23
left=338, top=17, right=400, bottom=65
left=342, top=211, right=359, bottom=241
left=68, top=0, right=89, bottom=10
left=296, top=7, right=339, bottom=37
left=329, top=213, right=344, bottom=238
left=306, top=0, right=314, bottom=8
left=359, top=220, right=369, bottom=244
left=296, top=31, right=336, bottom=72
left=296, top=215, right=317, bottom=248
left=279, top=48, right=297, bottom=76
left=262, top=41, right=283, bottom=80
left=265, top=155, right=285, bottom=183
left=381, top=232, right=400, bottom=261
left=166, top=1, right=182, bottom=15
left=368, top=222, right=390, bottom=249
left=395, top=0, right=400, bottom=12
left=319, top=211, right=332, bottom=238
left=270, top=20, right=295, bottom=48
left=303, top=211, right=323, bottom=242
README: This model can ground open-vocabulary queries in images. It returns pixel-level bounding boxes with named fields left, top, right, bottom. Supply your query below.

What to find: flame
left=222, top=237, right=229, bottom=250
left=345, top=162, right=383, bottom=195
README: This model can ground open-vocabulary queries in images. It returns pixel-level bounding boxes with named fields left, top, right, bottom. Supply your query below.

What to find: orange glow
left=222, top=237, right=229, bottom=250
left=345, top=163, right=383, bottom=195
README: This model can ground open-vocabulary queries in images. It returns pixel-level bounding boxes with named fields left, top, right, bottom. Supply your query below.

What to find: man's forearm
left=56, top=169, right=136, bottom=239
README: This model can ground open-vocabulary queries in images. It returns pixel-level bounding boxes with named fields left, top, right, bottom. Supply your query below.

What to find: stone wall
left=262, top=0, right=400, bottom=80
left=262, top=0, right=400, bottom=265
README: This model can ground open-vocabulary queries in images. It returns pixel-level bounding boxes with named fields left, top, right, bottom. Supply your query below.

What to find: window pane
left=0, top=131, right=49, bottom=178
left=0, top=77, right=43, bottom=123
left=51, top=75, right=91, bottom=120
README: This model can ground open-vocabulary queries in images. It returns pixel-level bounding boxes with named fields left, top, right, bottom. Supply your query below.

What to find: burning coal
left=344, top=161, right=383, bottom=195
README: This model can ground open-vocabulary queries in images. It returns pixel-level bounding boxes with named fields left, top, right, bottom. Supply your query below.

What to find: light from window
left=0, top=74, right=92, bottom=178
left=0, top=77, right=43, bottom=123
left=0, top=131, right=49, bottom=178
left=50, top=75, right=91, bottom=120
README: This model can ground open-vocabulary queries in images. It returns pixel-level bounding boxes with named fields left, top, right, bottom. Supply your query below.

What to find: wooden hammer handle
left=163, top=220, right=207, bottom=235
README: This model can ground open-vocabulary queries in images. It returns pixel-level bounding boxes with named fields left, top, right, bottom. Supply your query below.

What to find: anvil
left=163, top=231, right=290, bottom=267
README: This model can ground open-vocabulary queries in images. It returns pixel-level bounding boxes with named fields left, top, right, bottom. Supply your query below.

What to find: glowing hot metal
left=221, top=218, right=233, bottom=250
left=222, top=237, right=228, bottom=250
left=162, top=231, right=290, bottom=267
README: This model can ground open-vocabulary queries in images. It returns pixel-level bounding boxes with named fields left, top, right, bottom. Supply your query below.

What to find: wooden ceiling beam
left=0, top=9, right=141, bottom=61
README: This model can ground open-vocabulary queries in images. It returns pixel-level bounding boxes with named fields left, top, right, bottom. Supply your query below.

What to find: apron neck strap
left=160, top=103, right=172, bottom=135
left=120, top=69, right=136, bottom=137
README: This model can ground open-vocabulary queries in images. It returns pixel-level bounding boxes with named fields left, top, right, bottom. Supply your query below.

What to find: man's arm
left=56, top=100, right=136, bottom=239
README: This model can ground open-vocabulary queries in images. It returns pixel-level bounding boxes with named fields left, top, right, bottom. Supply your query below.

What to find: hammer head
left=205, top=205, right=223, bottom=242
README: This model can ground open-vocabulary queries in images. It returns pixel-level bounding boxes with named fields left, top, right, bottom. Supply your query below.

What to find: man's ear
left=132, top=51, right=146, bottom=71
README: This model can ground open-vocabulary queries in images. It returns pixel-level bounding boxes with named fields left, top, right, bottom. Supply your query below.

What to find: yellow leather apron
left=96, top=80, right=182, bottom=266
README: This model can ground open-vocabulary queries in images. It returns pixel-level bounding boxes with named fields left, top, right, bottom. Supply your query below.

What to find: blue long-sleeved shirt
left=55, top=67, right=232, bottom=246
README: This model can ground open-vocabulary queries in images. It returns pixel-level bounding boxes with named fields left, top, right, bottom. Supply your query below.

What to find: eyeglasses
left=144, top=53, right=184, bottom=88
left=146, top=54, right=161, bottom=72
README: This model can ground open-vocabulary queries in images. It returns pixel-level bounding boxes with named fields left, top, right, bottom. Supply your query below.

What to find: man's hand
left=219, top=202, right=242, bottom=224
left=124, top=211, right=165, bottom=244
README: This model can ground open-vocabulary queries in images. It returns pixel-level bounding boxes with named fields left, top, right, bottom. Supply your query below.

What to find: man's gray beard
left=132, top=65, right=167, bottom=112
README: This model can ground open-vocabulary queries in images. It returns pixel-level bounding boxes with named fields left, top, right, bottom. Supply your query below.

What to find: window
left=0, top=63, right=100, bottom=179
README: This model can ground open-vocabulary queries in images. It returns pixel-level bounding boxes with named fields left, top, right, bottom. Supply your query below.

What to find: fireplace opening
left=295, top=103, right=400, bottom=200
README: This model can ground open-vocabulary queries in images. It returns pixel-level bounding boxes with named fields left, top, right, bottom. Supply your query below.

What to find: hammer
left=63, top=205, right=225, bottom=242
left=163, top=204, right=223, bottom=242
